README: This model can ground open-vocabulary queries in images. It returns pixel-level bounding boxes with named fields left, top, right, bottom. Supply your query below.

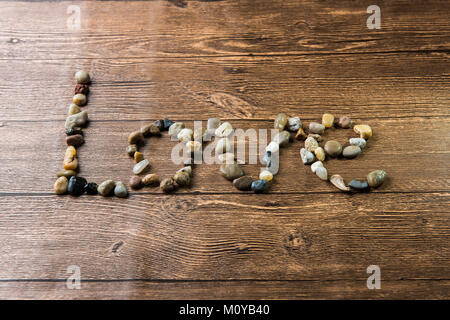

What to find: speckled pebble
left=133, top=159, right=150, bottom=174
left=287, top=117, right=302, bottom=132
left=98, top=179, right=115, bottom=196
left=330, top=175, right=350, bottom=192
left=160, top=178, right=177, bottom=193
left=177, top=166, right=192, bottom=176
left=324, top=140, right=342, bottom=157
left=251, top=180, right=269, bottom=193
left=367, top=170, right=387, bottom=188
left=114, top=181, right=128, bottom=198
left=349, top=138, right=366, bottom=149
left=54, top=176, right=68, bottom=195
left=342, top=145, right=361, bottom=159
left=305, top=137, right=319, bottom=152
left=322, top=113, right=334, bottom=128
left=307, top=133, right=322, bottom=142
left=174, top=171, right=191, bottom=186
left=274, top=113, right=288, bottom=130
left=309, top=122, right=325, bottom=134
left=300, top=148, right=315, bottom=164
left=65, top=127, right=83, bottom=136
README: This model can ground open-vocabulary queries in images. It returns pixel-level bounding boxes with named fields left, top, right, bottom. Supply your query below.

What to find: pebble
left=168, top=122, right=185, bottom=138
left=315, top=166, right=328, bottom=181
left=174, top=171, right=191, bottom=186
left=220, top=163, right=244, bottom=180
left=215, top=122, right=233, bottom=137
left=338, top=116, right=352, bottom=129
left=314, top=147, right=326, bottom=161
left=98, top=179, right=115, bottom=196
left=186, top=140, right=202, bottom=153
left=160, top=178, right=177, bottom=193
left=307, top=133, right=323, bottom=142
left=251, top=180, right=269, bottom=193
left=163, top=119, right=174, bottom=131
left=354, top=124, right=372, bottom=140
left=330, top=175, right=350, bottom=192
left=233, top=176, right=253, bottom=191
left=73, top=93, right=87, bottom=106
left=126, top=144, right=138, bottom=157
left=324, top=140, right=342, bottom=157
left=114, top=181, right=128, bottom=198
left=141, top=124, right=160, bottom=137
left=300, top=148, right=315, bottom=164
left=66, top=134, right=84, bottom=147
left=274, top=113, right=288, bottom=130
left=295, top=127, right=307, bottom=140
left=349, top=179, right=370, bottom=191
left=177, top=166, right=192, bottom=176
left=342, top=145, right=361, bottom=159
left=177, top=128, right=193, bottom=142
left=65, top=111, right=88, bottom=129
left=309, top=122, right=325, bottom=134
left=63, top=146, right=78, bottom=170
left=134, top=151, right=144, bottom=163
left=265, top=141, right=279, bottom=154
left=133, top=159, right=150, bottom=174
left=273, top=131, right=291, bottom=147
left=74, top=84, right=89, bottom=95
left=65, top=127, right=83, bottom=136
left=193, top=127, right=207, bottom=142
left=287, top=117, right=302, bottom=132
left=68, top=104, right=81, bottom=115
left=54, top=176, right=68, bottom=195
left=128, top=130, right=144, bottom=145
left=75, top=70, right=90, bottom=84
left=152, top=120, right=164, bottom=130
left=311, top=161, right=323, bottom=173
left=218, top=152, right=235, bottom=164
left=56, top=170, right=77, bottom=178
left=67, top=176, right=87, bottom=196
left=259, top=169, right=273, bottom=182
left=322, top=113, right=334, bottom=128
left=215, top=137, right=231, bottom=154
left=349, top=138, right=366, bottom=149
left=85, top=182, right=98, bottom=195
left=367, top=170, right=387, bottom=188
left=142, top=173, right=160, bottom=186
left=207, top=118, right=221, bottom=133
left=304, top=137, right=319, bottom=152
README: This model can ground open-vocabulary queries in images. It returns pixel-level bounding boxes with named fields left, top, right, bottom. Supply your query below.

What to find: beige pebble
left=354, top=124, right=372, bottom=140
left=54, top=176, right=68, bottom=195
left=322, top=113, right=334, bottom=128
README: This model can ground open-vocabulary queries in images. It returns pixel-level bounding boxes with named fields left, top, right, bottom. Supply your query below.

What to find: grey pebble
left=349, top=138, right=366, bottom=149
left=65, top=111, right=88, bottom=129
left=343, top=145, right=362, bottom=158
left=287, top=117, right=302, bottom=132
left=114, top=181, right=128, bottom=198
left=309, top=122, right=325, bottom=134
left=300, top=148, right=315, bottom=164
left=98, top=179, right=115, bottom=196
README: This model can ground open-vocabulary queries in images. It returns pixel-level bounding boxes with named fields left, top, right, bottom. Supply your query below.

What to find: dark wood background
left=0, top=0, right=448, bottom=299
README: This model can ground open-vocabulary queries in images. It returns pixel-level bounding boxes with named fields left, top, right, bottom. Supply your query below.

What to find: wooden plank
left=0, top=193, right=448, bottom=280
left=0, top=0, right=449, bottom=60
left=0, top=54, right=448, bottom=121
left=0, top=279, right=448, bottom=299
left=0, top=117, right=448, bottom=194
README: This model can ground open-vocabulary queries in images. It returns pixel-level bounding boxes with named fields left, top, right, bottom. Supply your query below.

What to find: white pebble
left=215, top=122, right=233, bottom=137
left=349, top=137, right=367, bottom=149
left=177, top=128, right=193, bottom=142
left=300, top=148, right=315, bottom=164
left=133, top=159, right=149, bottom=174
left=259, top=169, right=273, bottom=182
left=215, top=137, right=231, bottom=154
left=311, top=161, right=324, bottom=173
left=315, top=166, right=328, bottom=180
left=265, top=141, right=279, bottom=153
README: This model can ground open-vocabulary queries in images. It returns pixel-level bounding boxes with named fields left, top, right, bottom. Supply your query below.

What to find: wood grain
left=0, top=0, right=449, bottom=299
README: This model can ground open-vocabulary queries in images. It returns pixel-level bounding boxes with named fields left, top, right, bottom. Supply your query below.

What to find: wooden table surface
left=0, top=0, right=449, bottom=299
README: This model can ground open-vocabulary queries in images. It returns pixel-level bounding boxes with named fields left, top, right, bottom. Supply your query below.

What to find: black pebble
left=66, top=127, right=83, bottom=136
left=68, top=176, right=87, bottom=196
left=251, top=180, right=269, bottom=193
left=85, top=182, right=98, bottom=195
left=162, top=118, right=174, bottom=131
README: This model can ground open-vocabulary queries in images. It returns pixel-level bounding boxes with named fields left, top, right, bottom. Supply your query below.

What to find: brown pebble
left=134, top=151, right=144, bottom=163
left=337, top=116, right=352, bottom=129
left=141, top=124, right=161, bottom=137
left=142, top=173, right=160, bottom=186
left=233, top=176, right=253, bottom=191
left=66, top=134, right=84, bottom=147
left=160, top=178, right=177, bottom=193
left=128, top=131, right=144, bottom=144
left=129, top=176, right=143, bottom=190
left=127, top=144, right=138, bottom=157
left=74, top=84, right=89, bottom=95
left=295, top=127, right=307, bottom=140
left=307, top=133, right=323, bottom=142
left=152, top=120, right=164, bottom=130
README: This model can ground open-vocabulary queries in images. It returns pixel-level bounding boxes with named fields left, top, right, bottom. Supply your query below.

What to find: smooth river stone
left=98, top=179, right=115, bottom=196
left=129, top=176, right=143, bottom=190
left=354, top=124, right=372, bottom=140
left=220, top=163, right=244, bottom=180
left=67, top=176, right=87, bottom=196
left=324, top=140, right=342, bottom=157
left=367, top=170, right=387, bottom=188
left=300, top=148, right=315, bottom=164
left=128, top=130, right=144, bottom=145
left=274, top=113, right=288, bottom=130
left=349, top=138, right=366, bottom=149
left=309, top=122, right=325, bottom=134
left=315, top=166, right=328, bottom=181
left=133, top=159, right=150, bottom=174
left=287, top=117, right=302, bottom=132
left=322, top=113, right=334, bottom=128
left=65, top=111, right=88, bottom=129
left=114, top=181, right=128, bottom=198
left=314, top=147, right=326, bottom=161
left=273, top=131, right=291, bottom=147
left=338, top=116, right=352, bottom=129
left=251, top=180, right=269, bottom=193
left=330, top=175, right=350, bottom=192
left=54, top=176, right=68, bottom=195
left=342, top=145, right=362, bottom=159
left=349, top=179, right=370, bottom=191
left=233, top=176, right=253, bottom=191
left=310, top=161, right=323, bottom=173
left=174, top=171, right=191, bottom=186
